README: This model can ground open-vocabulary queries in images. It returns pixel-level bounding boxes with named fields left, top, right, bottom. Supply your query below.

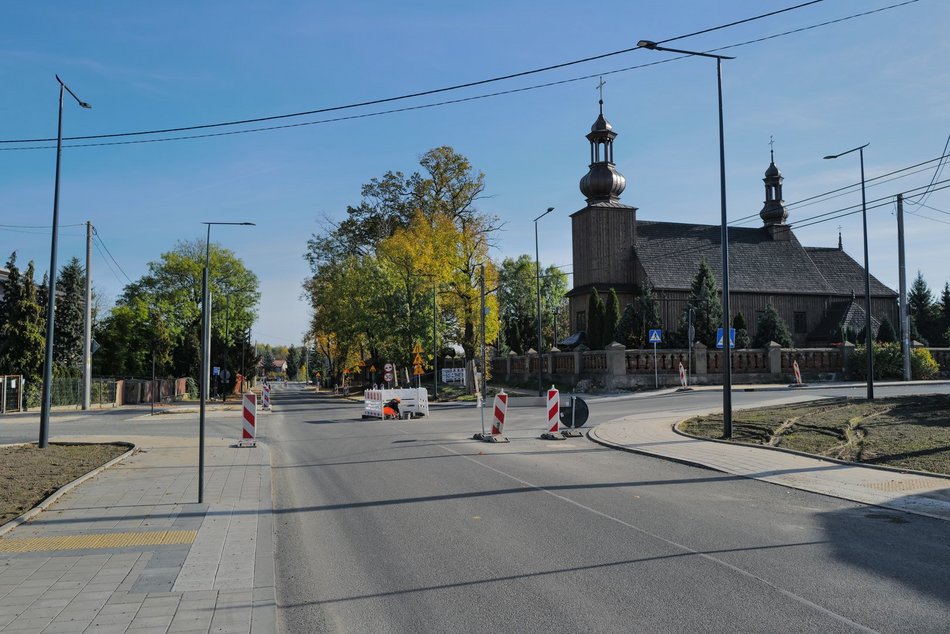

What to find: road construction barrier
left=240, top=393, right=257, bottom=447
left=679, top=362, right=687, bottom=388
left=363, top=388, right=430, bottom=419
left=540, top=386, right=564, bottom=440
left=792, top=360, right=803, bottom=386
left=491, top=391, right=508, bottom=437
left=262, top=383, right=271, bottom=410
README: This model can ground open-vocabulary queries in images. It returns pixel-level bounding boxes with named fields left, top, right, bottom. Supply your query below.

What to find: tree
left=286, top=345, right=301, bottom=381
left=497, top=255, right=568, bottom=354
left=752, top=302, right=793, bottom=347
left=95, top=240, right=259, bottom=380
left=54, top=257, right=86, bottom=369
left=908, top=271, right=939, bottom=345
left=605, top=289, right=621, bottom=345
left=614, top=283, right=661, bottom=348
left=681, top=260, right=721, bottom=347
left=733, top=312, right=751, bottom=349
left=305, top=147, right=501, bottom=367
left=939, top=282, right=950, bottom=346
left=587, top=289, right=606, bottom=349
left=876, top=316, right=897, bottom=343
left=0, top=254, right=46, bottom=399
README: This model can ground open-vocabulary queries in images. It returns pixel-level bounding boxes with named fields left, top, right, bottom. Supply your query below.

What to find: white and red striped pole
left=540, top=386, right=564, bottom=440
left=262, top=383, right=271, bottom=410
left=241, top=392, right=257, bottom=446
left=546, top=388, right=559, bottom=433
left=491, top=391, right=508, bottom=437
left=793, top=360, right=803, bottom=385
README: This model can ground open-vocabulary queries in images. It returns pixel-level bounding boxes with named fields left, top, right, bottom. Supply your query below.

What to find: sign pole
left=653, top=341, right=658, bottom=388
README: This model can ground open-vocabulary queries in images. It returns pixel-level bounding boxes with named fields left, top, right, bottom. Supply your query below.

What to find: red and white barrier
left=240, top=393, right=257, bottom=447
left=262, top=383, right=271, bottom=410
left=678, top=362, right=687, bottom=388
left=491, top=391, right=508, bottom=437
left=792, top=360, right=803, bottom=385
left=540, top=386, right=564, bottom=440
left=362, top=388, right=430, bottom=419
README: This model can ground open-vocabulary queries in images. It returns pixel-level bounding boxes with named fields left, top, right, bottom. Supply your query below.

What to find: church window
left=576, top=311, right=587, bottom=331
left=794, top=311, right=808, bottom=334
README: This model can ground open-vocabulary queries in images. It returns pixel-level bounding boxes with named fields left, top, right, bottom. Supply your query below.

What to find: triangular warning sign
left=412, top=354, right=423, bottom=365
left=369, top=365, right=377, bottom=373
left=413, top=365, right=424, bottom=376
left=412, top=342, right=423, bottom=354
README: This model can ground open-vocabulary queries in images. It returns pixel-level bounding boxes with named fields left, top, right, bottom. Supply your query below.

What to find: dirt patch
left=0, top=443, right=129, bottom=526
left=678, top=395, right=950, bottom=476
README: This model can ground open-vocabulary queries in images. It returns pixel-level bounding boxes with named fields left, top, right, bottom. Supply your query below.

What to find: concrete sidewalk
left=0, top=435, right=275, bottom=633
left=589, top=404, right=950, bottom=522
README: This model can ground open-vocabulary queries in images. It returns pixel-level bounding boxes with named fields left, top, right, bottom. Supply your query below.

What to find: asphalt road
left=268, top=383, right=950, bottom=633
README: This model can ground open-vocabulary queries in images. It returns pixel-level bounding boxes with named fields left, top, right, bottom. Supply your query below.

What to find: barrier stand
left=676, top=361, right=693, bottom=391
left=474, top=391, right=509, bottom=443
left=262, top=383, right=271, bottom=410
left=789, top=359, right=807, bottom=387
left=239, top=392, right=257, bottom=447
left=539, top=386, right=565, bottom=440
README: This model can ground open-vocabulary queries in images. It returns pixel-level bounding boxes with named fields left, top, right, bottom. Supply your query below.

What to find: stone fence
left=491, top=343, right=950, bottom=389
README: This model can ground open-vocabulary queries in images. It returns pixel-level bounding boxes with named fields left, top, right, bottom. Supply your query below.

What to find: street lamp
left=40, top=76, right=91, bottom=449
left=824, top=144, right=873, bottom=400
left=199, top=221, right=254, bottom=503
left=534, top=206, right=555, bottom=397
left=638, top=40, right=735, bottom=438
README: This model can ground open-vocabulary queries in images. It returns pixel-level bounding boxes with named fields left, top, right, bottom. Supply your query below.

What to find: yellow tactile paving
left=0, top=529, right=197, bottom=553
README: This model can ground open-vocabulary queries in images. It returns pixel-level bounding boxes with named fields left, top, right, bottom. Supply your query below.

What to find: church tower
left=566, top=91, right=638, bottom=338
left=760, top=145, right=790, bottom=241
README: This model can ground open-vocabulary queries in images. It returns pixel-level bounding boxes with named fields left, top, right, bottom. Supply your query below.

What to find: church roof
left=634, top=220, right=897, bottom=297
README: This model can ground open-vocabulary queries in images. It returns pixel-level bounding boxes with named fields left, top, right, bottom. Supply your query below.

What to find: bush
left=185, top=377, right=199, bottom=399
left=847, top=343, right=939, bottom=380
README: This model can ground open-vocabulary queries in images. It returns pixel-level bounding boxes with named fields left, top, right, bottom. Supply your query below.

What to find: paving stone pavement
left=0, top=435, right=275, bottom=634
left=589, top=389, right=950, bottom=522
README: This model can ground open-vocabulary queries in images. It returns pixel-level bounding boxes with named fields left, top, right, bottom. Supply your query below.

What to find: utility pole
left=82, top=221, right=92, bottom=410
left=897, top=193, right=911, bottom=381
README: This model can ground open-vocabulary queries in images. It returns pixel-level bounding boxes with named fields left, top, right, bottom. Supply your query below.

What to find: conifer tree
left=876, top=316, right=897, bottom=343
left=908, top=271, right=938, bottom=345
left=54, top=257, right=86, bottom=368
left=733, top=312, right=750, bottom=348
left=587, top=289, right=606, bottom=349
left=614, top=284, right=661, bottom=348
left=752, top=302, right=793, bottom=347
left=605, top=288, right=621, bottom=345
left=682, top=260, right=721, bottom=347
left=0, top=254, right=46, bottom=400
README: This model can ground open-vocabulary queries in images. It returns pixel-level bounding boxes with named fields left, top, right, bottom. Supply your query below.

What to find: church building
left=565, top=100, right=899, bottom=347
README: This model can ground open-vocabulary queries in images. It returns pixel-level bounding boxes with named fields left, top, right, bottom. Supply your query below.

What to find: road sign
left=213, top=366, right=220, bottom=376
left=369, top=365, right=377, bottom=373
left=412, top=354, right=423, bottom=365
left=412, top=342, right=424, bottom=354
left=384, top=363, right=394, bottom=372
left=559, top=396, right=589, bottom=429
left=413, top=365, right=424, bottom=376
left=91, top=339, right=100, bottom=354
left=716, top=327, right=736, bottom=349
left=383, top=371, right=394, bottom=382
left=648, top=329, right=663, bottom=344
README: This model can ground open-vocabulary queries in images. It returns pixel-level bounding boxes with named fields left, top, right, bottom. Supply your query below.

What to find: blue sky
left=2, top=1, right=948, bottom=347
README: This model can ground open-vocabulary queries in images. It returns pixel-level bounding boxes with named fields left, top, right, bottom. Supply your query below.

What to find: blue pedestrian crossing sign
left=716, top=327, right=736, bottom=349
left=648, top=329, right=663, bottom=344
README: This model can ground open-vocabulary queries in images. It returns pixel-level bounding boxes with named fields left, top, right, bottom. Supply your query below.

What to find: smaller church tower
left=760, top=146, right=790, bottom=241
left=567, top=88, right=638, bottom=339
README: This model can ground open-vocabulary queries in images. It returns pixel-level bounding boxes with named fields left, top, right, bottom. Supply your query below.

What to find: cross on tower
left=769, top=135, right=775, bottom=162
left=596, top=76, right=606, bottom=112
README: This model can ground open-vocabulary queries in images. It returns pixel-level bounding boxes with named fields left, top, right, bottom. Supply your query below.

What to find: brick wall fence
left=492, top=344, right=950, bottom=389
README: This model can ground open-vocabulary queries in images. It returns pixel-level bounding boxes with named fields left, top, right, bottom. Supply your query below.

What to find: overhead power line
left=0, top=1, right=837, bottom=146
left=92, top=227, right=134, bottom=284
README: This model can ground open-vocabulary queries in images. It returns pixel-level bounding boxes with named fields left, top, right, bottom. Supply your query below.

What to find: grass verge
left=677, top=394, right=950, bottom=476
left=0, top=443, right=129, bottom=526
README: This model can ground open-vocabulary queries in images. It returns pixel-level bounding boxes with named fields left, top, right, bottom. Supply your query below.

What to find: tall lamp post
left=199, top=221, right=254, bottom=503
left=534, top=206, right=555, bottom=397
left=824, top=144, right=874, bottom=400
left=40, top=76, right=91, bottom=449
left=638, top=40, right=735, bottom=438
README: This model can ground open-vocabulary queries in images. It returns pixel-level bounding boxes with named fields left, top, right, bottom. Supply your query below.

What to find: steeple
left=760, top=139, right=788, bottom=227
left=579, top=79, right=626, bottom=204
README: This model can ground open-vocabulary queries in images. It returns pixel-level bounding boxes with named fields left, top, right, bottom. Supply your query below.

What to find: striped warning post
left=791, top=359, right=805, bottom=387
left=491, top=391, right=508, bottom=437
left=262, top=383, right=271, bottom=410
left=540, top=386, right=564, bottom=440
left=240, top=393, right=257, bottom=447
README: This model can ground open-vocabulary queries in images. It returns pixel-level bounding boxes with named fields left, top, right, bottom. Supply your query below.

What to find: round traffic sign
left=383, top=372, right=394, bottom=382
left=384, top=363, right=394, bottom=372
left=559, top=396, right=589, bottom=428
